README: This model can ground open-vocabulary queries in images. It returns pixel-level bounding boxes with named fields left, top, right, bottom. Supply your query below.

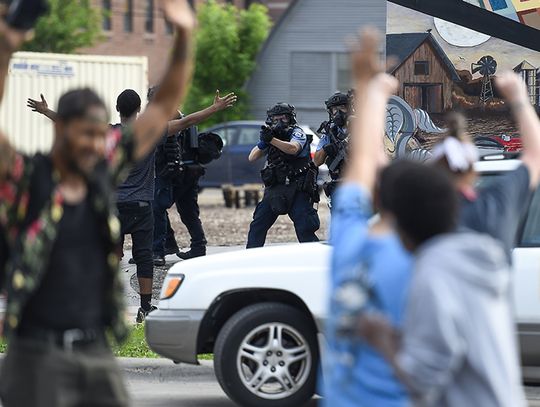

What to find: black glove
left=323, top=143, right=339, bottom=157
left=260, top=125, right=274, bottom=143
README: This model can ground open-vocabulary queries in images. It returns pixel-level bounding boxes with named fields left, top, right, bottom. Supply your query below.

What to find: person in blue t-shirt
left=323, top=29, right=412, bottom=407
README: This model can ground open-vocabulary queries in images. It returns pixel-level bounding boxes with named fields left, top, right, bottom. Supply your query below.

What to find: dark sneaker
left=128, top=258, right=136, bottom=265
left=153, top=255, right=166, bottom=266
left=136, top=305, right=157, bottom=323
left=165, top=246, right=180, bottom=256
left=177, top=250, right=206, bottom=260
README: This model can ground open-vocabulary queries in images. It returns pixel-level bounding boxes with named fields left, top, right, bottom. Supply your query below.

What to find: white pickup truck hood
left=158, top=243, right=332, bottom=320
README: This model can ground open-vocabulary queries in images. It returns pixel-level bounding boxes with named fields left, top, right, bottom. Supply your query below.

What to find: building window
left=165, top=19, right=173, bottom=35
left=102, top=0, right=112, bottom=31
left=145, top=0, right=154, bottom=33
left=414, top=61, right=429, bottom=76
left=290, top=52, right=332, bottom=107
left=124, top=0, right=133, bottom=32
left=336, top=53, right=352, bottom=92
left=489, top=0, right=508, bottom=11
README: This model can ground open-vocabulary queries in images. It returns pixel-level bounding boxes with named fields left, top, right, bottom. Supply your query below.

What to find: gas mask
left=272, top=119, right=289, bottom=137
left=332, top=110, right=348, bottom=128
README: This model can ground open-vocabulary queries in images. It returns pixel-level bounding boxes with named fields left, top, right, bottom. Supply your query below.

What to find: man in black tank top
left=0, top=2, right=196, bottom=406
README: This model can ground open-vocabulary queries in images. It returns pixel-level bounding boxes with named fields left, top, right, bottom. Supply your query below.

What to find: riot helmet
left=266, top=102, right=297, bottom=138
left=325, top=91, right=352, bottom=127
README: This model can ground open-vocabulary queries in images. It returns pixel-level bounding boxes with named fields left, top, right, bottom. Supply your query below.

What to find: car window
left=236, top=126, right=261, bottom=145
left=520, top=188, right=540, bottom=246
left=210, top=126, right=237, bottom=147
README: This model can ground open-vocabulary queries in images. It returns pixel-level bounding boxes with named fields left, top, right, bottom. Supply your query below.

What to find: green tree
left=22, top=0, right=102, bottom=54
left=183, top=1, right=271, bottom=127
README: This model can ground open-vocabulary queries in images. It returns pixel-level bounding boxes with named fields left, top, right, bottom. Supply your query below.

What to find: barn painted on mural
left=386, top=33, right=460, bottom=114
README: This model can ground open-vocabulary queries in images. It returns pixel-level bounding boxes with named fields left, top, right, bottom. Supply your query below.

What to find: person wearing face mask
left=246, top=103, right=320, bottom=248
left=314, top=91, right=353, bottom=205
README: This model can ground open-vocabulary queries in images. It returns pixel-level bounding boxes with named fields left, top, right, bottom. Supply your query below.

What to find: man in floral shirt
left=0, top=1, right=196, bottom=406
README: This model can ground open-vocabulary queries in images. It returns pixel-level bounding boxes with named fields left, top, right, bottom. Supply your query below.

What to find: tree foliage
left=22, top=0, right=102, bottom=54
left=183, top=1, right=272, bottom=128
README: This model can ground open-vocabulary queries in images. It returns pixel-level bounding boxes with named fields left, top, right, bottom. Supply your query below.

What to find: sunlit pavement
left=116, top=358, right=540, bottom=407
left=0, top=355, right=539, bottom=406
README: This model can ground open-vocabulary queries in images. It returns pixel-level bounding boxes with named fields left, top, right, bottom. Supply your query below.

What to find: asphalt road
left=123, top=358, right=539, bottom=407
left=121, top=358, right=321, bottom=407
left=0, top=355, right=539, bottom=406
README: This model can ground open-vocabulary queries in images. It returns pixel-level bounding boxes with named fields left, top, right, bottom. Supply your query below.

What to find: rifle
left=327, top=126, right=349, bottom=173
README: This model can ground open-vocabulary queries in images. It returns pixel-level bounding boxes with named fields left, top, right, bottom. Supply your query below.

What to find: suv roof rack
left=480, top=151, right=521, bottom=161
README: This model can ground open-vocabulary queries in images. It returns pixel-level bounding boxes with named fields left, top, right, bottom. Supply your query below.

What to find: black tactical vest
left=266, top=127, right=312, bottom=182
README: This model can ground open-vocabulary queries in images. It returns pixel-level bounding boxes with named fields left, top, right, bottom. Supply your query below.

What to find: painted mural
left=463, top=0, right=540, bottom=29
left=386, top=2, right=540, bottom=157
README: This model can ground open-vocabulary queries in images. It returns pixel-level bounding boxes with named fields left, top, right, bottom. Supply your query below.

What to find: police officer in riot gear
left=246, top=103, right=320, bottom=248
left=151, top=87, right=236, bottom=264
left=314, top=91, right=353, bottom=203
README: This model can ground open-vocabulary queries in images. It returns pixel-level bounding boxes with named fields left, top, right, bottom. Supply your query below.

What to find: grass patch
left=0, top=324, right=214, bottom=361
left=112, top=323, right=159, bottom=358
left=112, top=324, right=214, bottom=360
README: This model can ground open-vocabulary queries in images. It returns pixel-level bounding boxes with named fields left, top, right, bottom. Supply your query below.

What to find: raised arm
left=132, top=0, right=196, bottom=161
left=27, top=94, right=57, bottom=122
left=166, top=90, right=237, bottom=135
left=343, top=29, right=398, bottom=193
left=496, top=72, right=540, bottom=188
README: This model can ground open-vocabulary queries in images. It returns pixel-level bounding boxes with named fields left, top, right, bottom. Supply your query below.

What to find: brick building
left=82, top=0, right=292, bottom=84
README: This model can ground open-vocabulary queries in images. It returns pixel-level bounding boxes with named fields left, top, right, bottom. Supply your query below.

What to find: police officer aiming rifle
left=246, top=103, right=320, bottom=248
left=314, top=91, right=354, bottom=204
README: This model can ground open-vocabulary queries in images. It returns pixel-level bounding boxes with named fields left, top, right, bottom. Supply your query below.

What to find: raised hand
left=349, top=28, right=398, bottom=97
left=160, top=0, right=196, bottom=32
left=213, top=90, right=237, bottom=111
left=496, top=71, right=529, bottom=106
left=27, top=94, right=49, bottom=114
left=350, top=28, right=384, bottom=84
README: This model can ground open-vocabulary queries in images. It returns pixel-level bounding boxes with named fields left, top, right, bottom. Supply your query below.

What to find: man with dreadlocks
left=246, top=103, right=320, bottom=248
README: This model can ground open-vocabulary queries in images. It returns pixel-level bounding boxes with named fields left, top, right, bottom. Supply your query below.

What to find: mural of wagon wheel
left=385, top=95, right=444, bottom=160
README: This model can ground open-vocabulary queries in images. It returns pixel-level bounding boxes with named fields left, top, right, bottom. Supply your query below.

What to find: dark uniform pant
left=153, top=175, right=207, bottom=257
left=117, top=201, right=154, bottom=278
left=246, top=190, right=320, bottom=248
left=0, top=337, right=129, bottom=407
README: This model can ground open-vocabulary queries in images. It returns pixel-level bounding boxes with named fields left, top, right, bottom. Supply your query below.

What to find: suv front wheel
left=214, top=302, right=319, bottom=407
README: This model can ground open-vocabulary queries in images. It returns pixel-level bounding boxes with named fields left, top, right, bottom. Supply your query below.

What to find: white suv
left=146, top=155, right=540, bottom=407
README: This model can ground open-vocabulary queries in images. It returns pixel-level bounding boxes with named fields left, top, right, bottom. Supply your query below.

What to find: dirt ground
left=123, top=188, right=331, bottom=251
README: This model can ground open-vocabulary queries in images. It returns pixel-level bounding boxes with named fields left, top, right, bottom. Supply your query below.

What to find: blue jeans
left=246, top=190, right=320, bottom=248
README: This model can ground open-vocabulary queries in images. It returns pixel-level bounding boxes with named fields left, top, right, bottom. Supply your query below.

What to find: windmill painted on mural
left=471, top=55, right=497, bottom=104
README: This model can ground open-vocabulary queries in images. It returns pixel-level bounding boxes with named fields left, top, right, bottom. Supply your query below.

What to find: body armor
left=261, top=126, right=312, bottom=187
